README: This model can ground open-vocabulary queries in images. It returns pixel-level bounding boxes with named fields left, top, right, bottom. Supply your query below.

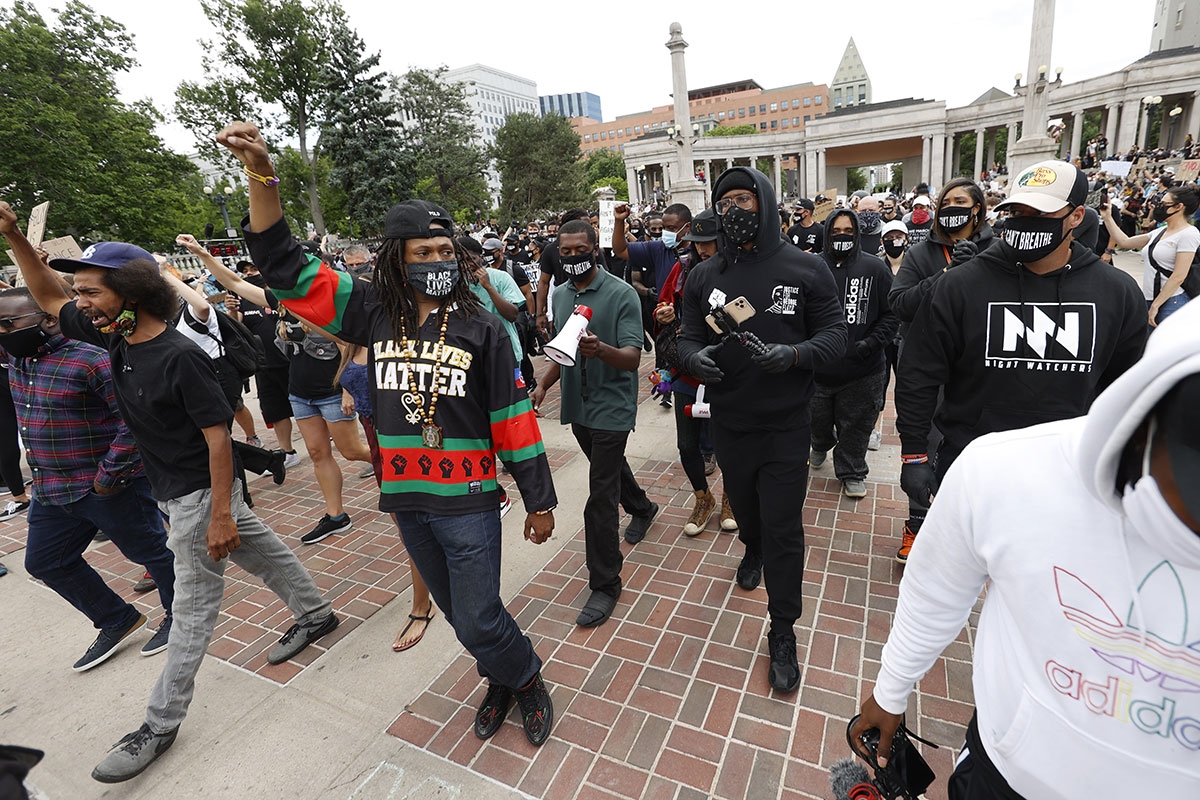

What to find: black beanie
left=716, top=170, right=757, bottom=198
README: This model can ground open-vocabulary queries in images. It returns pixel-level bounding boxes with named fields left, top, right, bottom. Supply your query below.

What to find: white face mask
left=1121, top=421, right=1200, bottom=569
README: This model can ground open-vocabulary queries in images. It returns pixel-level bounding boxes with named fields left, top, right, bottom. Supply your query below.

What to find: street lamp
left=203, top=184, right=236, bottom=237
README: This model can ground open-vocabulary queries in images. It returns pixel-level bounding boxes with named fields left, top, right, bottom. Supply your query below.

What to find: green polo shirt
left=469, top=267, right=525, bottom=364
left=551, top=267, right=644, bottom=431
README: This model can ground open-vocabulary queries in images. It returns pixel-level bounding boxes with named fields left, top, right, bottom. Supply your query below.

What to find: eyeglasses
left=716, top=193, right=757, bottom=215
left=0, top=311, right=47, bottom=331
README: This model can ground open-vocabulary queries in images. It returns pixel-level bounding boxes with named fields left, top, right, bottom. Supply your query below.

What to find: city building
left=575, top=80, right=829, bottom=156
left=1151, top=0, right=1200, bottom=51
left=438, top=64, right=539, bottom=203
left=830, top=38, right=872, bottom=110
left=540, top=92, right=602, bottom=122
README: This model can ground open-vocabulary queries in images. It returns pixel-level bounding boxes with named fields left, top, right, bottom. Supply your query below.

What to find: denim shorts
left=289, top=392, right=356, bottom=423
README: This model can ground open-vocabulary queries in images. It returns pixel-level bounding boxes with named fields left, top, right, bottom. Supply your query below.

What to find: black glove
left=685, top=344, right=725, bottom=383
left=854, top=339, right=874, bottom=358
left=900, top=460, right=938, bottom=507
left=949, top=239, right=979, bottom=268
left=751, top=343, right=797, bottom=373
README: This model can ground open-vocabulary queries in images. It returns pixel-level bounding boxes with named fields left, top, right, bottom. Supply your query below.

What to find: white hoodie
left=874, top=300, right=1200, bottom=798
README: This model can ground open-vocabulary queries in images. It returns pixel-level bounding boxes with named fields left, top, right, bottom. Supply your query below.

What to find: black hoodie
left=889, top=221, right=997, bottom=326
left=678, top=167, right=847, bottom=433
left=895, top=239, right=1147, bottom=464
left=816, top=210, right=899, bottom=385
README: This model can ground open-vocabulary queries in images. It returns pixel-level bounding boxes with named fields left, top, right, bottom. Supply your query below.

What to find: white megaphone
left=543, top=304, right=593, bottom=366
left=685, top=384, right=711, bottom=418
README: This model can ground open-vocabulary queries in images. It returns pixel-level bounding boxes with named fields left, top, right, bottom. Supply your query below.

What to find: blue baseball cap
left=49, top=242, right=156, bottom=273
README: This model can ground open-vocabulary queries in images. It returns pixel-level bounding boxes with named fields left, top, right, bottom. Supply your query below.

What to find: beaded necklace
left=399, top=305, right=450, bottom=449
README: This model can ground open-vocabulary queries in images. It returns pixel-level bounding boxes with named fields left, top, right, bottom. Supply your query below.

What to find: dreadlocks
left=373, top=236, right=480, bottom=342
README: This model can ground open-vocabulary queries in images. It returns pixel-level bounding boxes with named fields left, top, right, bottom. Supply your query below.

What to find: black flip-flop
left=392, top=605, right=435, bottom=652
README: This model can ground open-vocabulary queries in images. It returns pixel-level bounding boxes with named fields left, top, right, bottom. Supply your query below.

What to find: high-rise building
left=439, top=64, right=539, bottom=204
left=1150, top=0, right=1200, bottom=51
left=830, top=38, right=871, bottom=110
left=540, top=92, right=602, bottom=122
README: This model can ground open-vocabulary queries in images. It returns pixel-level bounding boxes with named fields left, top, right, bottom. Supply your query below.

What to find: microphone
left=830, top=757, right=883, bottom=800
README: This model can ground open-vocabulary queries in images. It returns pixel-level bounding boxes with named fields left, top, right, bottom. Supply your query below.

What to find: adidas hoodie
left=874, top=300, right=1200, bottom=797
left=895, top=239, right=1147, bottom=465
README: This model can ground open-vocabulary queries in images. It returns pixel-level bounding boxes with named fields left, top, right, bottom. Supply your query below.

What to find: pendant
left=421, top=423, right=444, bottom=449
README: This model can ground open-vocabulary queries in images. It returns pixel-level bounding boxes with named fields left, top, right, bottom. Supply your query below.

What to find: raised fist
left=215, top=121, right=272, bottom=172
left=418, top=454, right=433, bottom=475
left=438, top=457, right=454, bottom=478
left=390, top=454, right=408, bottom=476
left=0, top=202, right=19, bottom=236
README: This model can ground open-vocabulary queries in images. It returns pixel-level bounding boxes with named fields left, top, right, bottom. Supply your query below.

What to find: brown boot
left=719, top=494, right=738, bottom=532
left=683, top=490, right=716, bottom=536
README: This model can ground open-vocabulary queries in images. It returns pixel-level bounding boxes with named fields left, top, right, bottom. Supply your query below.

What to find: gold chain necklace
left=399, top=306, right=450, bottom=449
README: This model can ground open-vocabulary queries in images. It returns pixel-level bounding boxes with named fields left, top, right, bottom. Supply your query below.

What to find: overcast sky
left=21, top=0, right=1159, bottom=153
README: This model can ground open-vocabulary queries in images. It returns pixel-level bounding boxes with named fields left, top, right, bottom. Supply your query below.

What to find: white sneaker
left=867, top=429, right=882, bottom=451
left=283, top=452, right=302, bottom=469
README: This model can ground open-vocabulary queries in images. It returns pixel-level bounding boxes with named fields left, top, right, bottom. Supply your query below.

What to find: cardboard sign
left=41, top=236, right=83, bottom=261
left=1177, top=159, right=1200, bottom=183
left=599, top=200, right=616, bottom=246
left=1099, top=160, right=1132, bottom=177
left=26, top=202, right=49, bottom=248
left=812, top=188, right=838, bottom=223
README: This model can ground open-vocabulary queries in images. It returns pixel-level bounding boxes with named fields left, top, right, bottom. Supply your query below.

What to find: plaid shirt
left=8, top=335, right=142, bottom=506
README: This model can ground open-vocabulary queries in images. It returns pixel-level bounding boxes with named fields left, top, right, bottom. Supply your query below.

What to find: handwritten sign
left=1177, top=159, right=1200, bottom=183
left=26, top=202, right=49, bottom=248
left=812, top=188, right=839, bottom=223
left=41, top=236, right=83, bottom=261
left=1099, top=160, right=1132, bottom=177
left=599, top=200, right=616, bottom=246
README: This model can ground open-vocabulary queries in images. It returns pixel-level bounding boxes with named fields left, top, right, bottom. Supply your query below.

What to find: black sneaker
left=767, top=631, right=801, bottom=692
left=514, top=672, right=554, bottom=747
left=91, top=723, right=178, bottom=783
left=268, top=450, right=287, bottom=485
left=132, top=572, right=157, bottom=593
left=474, top=682, right=514, bottom=740
left=141, top=616, right=171, bottom=657
left=301, top=513, right=351, bottom=545
left=624, top=502, right=659, bottom=544
left=73, top=613, right=147, bottom=672
left=0, top=500, right=30, bottom=521
left=267, top=613, right=339, bottom=664
left=736, top=551, right=763, bottom=591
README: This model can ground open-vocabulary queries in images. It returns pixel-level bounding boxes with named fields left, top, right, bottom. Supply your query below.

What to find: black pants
left=948, top=712, right=1027, bottom=800
left=571, top=424, right=654, bottom=598
left=672, top=394, right=708, bottom=492
left=0, top=375, right=25, bottom=497
left=712, top=424, right=810, bottom=623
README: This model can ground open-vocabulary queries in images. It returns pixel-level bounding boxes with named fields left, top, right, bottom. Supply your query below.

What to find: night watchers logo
left=984, top=302, right=1096, bottom=370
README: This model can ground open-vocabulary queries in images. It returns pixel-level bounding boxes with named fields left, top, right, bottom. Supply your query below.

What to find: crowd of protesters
left=1, top=110, right=1198, bottom=800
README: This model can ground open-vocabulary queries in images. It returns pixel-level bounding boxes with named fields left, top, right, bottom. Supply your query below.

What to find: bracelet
left=900, top=453, right=929, bottom=465
left=243, top=166, right=280, bottom=187
left=534, top=506, right=557, bottom=515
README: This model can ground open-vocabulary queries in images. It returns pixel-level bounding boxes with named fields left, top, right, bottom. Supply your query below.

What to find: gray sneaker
left=809, top=449, right=827, bottom=468
left=91, top=723, right=178, bottom=783
left=842, top=479, right=868, bottom=499
left=73, top=613, right=147, bottom=672
left=267, top=613, right=339, bottom=665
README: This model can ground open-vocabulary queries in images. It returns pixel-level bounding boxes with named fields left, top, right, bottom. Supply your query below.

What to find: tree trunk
left=297, top=123, right=326, bottom=235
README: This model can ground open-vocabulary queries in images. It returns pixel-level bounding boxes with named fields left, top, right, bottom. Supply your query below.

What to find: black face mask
left=1153, top=204, right=1179, bottom=223
left=829, top=234, right=855, bottom=257
left=883, top=239, right=906, bottom=259
left=560, top=253, right=595, bottom=278
left=647, top=229, right=662, bottom=240
left=629, top=225, right=644, bottom=237
left=0, top=323, right=50, bottom=359
left=1001, top=213, right=1071, bottom=262
left=721, top=206, right=760, bottom=247
left=405, top=259, right=461, bottom=298
left=938, top=206, right=974, bottom=234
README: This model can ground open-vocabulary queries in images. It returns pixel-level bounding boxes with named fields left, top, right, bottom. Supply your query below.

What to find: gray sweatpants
left=810, top=367, right=888, bottom=482
left=144, top=480, right=331, bottom=733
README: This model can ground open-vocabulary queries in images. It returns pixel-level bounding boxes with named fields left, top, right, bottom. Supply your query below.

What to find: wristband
left=534, top=505, right=557, bottom=515
left=900, top=453, right=929, bottom=465
left=791, top=345, right=800, bottom=366
left=243, top=166, right=281, bottom=187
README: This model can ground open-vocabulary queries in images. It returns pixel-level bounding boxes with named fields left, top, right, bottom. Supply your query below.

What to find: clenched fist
left=216, top=122, right=273, bottom=173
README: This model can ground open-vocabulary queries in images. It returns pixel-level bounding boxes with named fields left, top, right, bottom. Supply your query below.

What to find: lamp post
left=1141, top=95, right=1163, bottom=150
left=1169, top=105, right=1184, bottom=150
left=203, top=184, right=236, bottom=237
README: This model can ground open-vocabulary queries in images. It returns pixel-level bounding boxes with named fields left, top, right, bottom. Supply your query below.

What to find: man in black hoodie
left=896, top=160, right=1146, bottom=561
left=677, top=168, right=846, bottom=693
left=810, top=210, right=898, bottom=498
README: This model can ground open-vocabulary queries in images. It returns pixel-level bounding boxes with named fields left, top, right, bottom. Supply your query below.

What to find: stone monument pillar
left=1007, top=0, right=1062, bottom=177
left=665, top=23, right=708, bottom=213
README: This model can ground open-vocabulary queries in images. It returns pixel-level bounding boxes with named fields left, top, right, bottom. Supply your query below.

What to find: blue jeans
left=25, top=476, right=174, bottom=630
left=145, top=480, right=331, bottom=733
left=1150, top=294, right=1190, bottom=326
left=394, top=509, right=540, bottom=689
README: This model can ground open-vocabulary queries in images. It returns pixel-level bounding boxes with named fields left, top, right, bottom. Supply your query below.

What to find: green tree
left=0, top=1, right=208, bottom=248
left=583, top=149, right=625, bottom=187
left=175, top=0, right=346, bottom=234
left=847, top=167, right=867, bottom=193
left=705, top=124, right=757, bottom=136
left=318, top=22, right=411, bottom=235
left=890, top=162, right=904, bottom=193
left=492, top=112, right=587, bottom=222
left=394, top=68, right=491, bottom=217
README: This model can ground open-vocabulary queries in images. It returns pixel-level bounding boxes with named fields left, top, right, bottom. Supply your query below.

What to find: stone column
left=931, top=132, right=946, bottom=187
left=973, top=128, right=986, bottom=180
left=773, top=154, right=782, bottom=198
left=921, top=135, right=932, bottom=184
left=1070, top=110, right=1084, bottom=161
left=816, top=149, right=827, bottom=192
left=951, top=134, right=962, bottom=178
left=1188, top=91, right=1200, bottom=142
left=946, top=136, right=955, bottom=183
left=797, top=153, right=807, bottom=197
left=986, top=130, right=997, bottom=170
left=664, top=23, right=706, bottom=213
left=702, top=159, right=711, bottom=187
left=1117, top=100, right=1139, bottom=153
left=1007, top=121, right=1019, bottom=166
left=1105, top=103, right=1120, bottom=154
left=1008, top=0, right=1060, bottom=176
left=626, top=165, right=639, bottom=202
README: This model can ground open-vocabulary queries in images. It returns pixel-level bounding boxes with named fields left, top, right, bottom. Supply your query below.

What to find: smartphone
left=706, top=296, right=756, bottom=334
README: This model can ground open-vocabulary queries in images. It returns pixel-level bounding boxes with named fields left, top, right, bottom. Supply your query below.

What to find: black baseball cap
left=681, top=209, right=718, bottom=243
left=795, top=199, right=815, bottom=212
left=1160, top=373, right=1200, bottom=524
left=384, top=199, right=453, bottom=239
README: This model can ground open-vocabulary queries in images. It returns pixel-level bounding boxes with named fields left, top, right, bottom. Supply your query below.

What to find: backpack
left=1147, top=228, right=1200, bottom=299
left=184, top=307, right=267, bottom=379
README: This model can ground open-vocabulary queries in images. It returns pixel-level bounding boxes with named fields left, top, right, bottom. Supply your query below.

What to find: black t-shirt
left=288, top=331, right=341, bottom=400
left=495, top=257, right=530, bottom=295
left=786, top=223, right=824, bottom=253
left=59, top=305, right=233, bottom=501
left=239, top=288, right=289, bottom=368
